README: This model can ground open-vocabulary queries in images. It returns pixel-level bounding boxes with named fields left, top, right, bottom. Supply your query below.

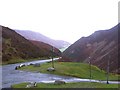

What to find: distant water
left=59, top=47, right=69, bottom=52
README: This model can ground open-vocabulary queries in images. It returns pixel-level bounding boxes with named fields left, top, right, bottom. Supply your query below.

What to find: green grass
left=12, top=82, right=119, bottom=88
left=19, top=62, right=120, bottom=81
left=2, top=58, right=27, bottom=65
left=2, top=57, right=51, bottom=65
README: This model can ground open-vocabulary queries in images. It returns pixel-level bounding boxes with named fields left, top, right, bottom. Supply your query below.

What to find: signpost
left=47, top=46, right=55, bottom=72
left=106, top=55, right=110, bottom=84
left=89, top=57, right=91, bottom=80
left=51, top=46, right=54, bottom=68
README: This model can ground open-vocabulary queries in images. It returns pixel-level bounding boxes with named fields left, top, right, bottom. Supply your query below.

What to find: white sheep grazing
left=26, top=82, right=37, bottom=88
left=19, top=64, right=25, bottom=67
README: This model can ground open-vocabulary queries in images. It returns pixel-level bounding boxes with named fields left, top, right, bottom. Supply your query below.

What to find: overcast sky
left=0, top=0, right=119, bottom=43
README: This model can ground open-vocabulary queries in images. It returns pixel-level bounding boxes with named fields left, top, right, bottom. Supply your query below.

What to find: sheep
left=19, top=64, right=25, bottom=67
left=26, top=82, right=37, bottom=88
left=47, top=67, right=55, bottom=71
left=15, top=64, right=25, bottom=70
left=29, top=63, right=34, bottom=65
left=54, top=80, right=66, bottom=84
left=15, top=66, right=20, bottom=70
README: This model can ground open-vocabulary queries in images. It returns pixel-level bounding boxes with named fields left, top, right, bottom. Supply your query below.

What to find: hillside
left=61, top=24, right=119, bottom=74
left=15, top=30, right=71, bottom=49
left=2, top=26, right=61, bottom=64
left=30, top=40, right=61, bottom=57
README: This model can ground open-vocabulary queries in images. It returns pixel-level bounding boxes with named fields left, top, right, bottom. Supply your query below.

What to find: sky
left=0, top=0, right=119, bottom=43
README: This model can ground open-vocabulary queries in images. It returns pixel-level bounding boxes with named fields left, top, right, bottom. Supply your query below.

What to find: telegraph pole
left=89, top=57, right=92, bottom=80
left=106, top=55, right=110, bottom=84
left=51, top=46, right=54, bottom=68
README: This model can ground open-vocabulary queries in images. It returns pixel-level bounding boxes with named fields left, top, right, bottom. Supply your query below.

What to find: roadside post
left=106, top=55, right=110, bottom=84
left=89, top=57, right=91, bottom=81
left=51, top=46, right=54, bottom=68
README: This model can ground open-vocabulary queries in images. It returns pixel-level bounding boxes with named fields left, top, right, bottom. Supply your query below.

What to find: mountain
left=15, top=30, right=71, bottom=49
left=61, top=24, right=119, bottom=74
left=2, top=25, right=61, bottom=63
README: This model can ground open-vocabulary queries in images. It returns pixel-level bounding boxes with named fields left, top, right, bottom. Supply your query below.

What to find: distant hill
left=2, top=26, right=61, bottom=63
left=61, top=24, right=119, bottom=74
left=15, top=30, right=71, bottom=49
left=30, top=40, right=61, bottom=57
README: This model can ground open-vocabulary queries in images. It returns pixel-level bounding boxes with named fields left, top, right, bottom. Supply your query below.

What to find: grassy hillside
left=19, top=62, right=119, bottom=81
left=2, top=26, right=61, bottom=64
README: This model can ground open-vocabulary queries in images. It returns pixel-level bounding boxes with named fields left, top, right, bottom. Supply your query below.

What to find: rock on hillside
left=15, top=30, right=71, bottom=49
left=2, top=26, right=61, bottom=62
left=61, top=24, right=119, bottom=74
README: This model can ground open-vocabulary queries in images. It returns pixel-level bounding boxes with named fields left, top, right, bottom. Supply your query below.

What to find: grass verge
left=11, top=82, right=119, bottom=88
left=19, top=62, right=120, bottom=81
left=2, top=57, right=51, bottom=65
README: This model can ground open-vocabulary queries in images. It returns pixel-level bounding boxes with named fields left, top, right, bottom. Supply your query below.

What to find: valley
left=1, top=23, right=119, bottom=88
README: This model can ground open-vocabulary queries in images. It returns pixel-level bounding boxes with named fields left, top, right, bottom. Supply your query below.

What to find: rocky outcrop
left=61, top=24, right=119, bottom=74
